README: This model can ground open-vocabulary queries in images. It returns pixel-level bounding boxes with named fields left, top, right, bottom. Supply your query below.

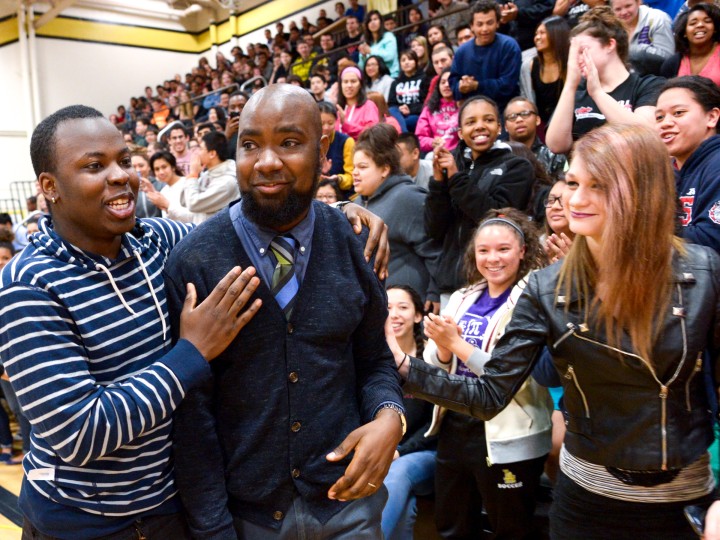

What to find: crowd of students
left=303, top=1, right=720, bottom=538
left=2, top=0, right=720, bottom=538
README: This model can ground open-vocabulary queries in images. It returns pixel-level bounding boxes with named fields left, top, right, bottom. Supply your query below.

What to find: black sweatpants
left=435, top=411, right=546, bottom=540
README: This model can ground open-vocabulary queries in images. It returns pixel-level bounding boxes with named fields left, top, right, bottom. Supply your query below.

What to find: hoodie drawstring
left=95, top=252, right=168, bottom=342
left=134, top=251, right=168, bottom=342
left=96, top=263, right=137, bottom=316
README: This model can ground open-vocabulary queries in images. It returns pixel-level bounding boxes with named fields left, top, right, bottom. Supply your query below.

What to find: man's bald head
left=242, top=84, right=322, bottom=142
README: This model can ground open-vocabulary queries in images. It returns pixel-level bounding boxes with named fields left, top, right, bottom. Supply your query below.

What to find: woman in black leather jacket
left=397, top=122, right=720, bottom=539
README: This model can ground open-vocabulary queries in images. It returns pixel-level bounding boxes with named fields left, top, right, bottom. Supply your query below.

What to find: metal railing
left=240, top=76, right=267, bottom=93
left=6, top=180, right=36, bottom=221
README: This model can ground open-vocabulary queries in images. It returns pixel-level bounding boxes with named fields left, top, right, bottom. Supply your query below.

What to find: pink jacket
left=415, top=98, right=460, bottom=153
left=336, top=100, right=380, bottom=140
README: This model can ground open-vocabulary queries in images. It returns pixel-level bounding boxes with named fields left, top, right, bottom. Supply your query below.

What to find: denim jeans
left=382, top=449, right=436, bottom=540
left=388, top=108, right=421, bottom=134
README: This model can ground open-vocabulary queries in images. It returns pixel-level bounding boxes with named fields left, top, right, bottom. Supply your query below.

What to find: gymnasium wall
left=0, top=0, right=337, bottom=193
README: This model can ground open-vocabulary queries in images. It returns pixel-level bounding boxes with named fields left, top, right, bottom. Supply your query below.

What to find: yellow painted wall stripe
left=0, top=14, right=220, bottom=52
left=217, top=17, right=235, bottom=44
left=38, top=16, right=204, bottom=52
left=0, top=0, right=326, bottom=51
left=0, top=16, right=20, bottom=47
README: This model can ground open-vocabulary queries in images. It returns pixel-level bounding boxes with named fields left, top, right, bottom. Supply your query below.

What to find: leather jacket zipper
left=567, top=285, right=688, bottom=471
left=685, top=353, right=703, bottom=412
left=570, top=331, right=683, bottom=471
left=564, top=365, right=590, bottom=418
left=553, top=322, right=577, bottom=348
left=659, top=384, right=668, bottom=470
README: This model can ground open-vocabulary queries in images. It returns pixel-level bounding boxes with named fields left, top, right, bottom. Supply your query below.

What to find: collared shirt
left=229, top=200, right=314, bottom=287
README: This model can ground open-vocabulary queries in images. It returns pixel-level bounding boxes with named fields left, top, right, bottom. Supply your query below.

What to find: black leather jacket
left=405, top=244, right=720, bottom=472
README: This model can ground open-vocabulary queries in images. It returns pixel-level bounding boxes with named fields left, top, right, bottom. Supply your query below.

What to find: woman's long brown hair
left=557, top=123, right=683, bottom=363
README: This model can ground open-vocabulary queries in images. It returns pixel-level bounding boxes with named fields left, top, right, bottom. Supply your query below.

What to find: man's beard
left=241, top=183, right=316, bottom=230
left=240, top=154, right=321, bottom=230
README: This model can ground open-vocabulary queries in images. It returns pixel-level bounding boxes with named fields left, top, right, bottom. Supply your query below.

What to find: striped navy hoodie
left=0, top=216, right=209, bottom=537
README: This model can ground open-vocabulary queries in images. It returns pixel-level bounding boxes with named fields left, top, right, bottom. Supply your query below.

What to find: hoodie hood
left=30, top=215, right=169, bottom=339
left=32, top=215, right=160, bottom=270
left=203, top=159, right=236, bottom=187
left=679, top=134, right=720, bottom=179
left=364, top=173, right=415, bottom=203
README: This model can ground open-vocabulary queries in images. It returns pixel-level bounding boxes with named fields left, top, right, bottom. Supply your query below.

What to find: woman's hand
left=335, top=104, right=346, bottom=125
left=580, top=47, right=602, bottom=98
left=424, top=300, right=440, bottom=315
left=424, top=313, right=461, bottom=354
left=140, top=176, right=157, bottom=194
left=384, top=317, right=410, bottom=379
left=433, top=147, right=458, bottom=181
left=359, top=42, right=371, bottom=56
left=399, top=104, right=410, bottom=116
left=140, top=177, right=169, bottom=211
left=545, top=232, right=573, bottom=263
left=322, top=156, right=333, bottom=175
left=566, top=38, right=584, bottom=89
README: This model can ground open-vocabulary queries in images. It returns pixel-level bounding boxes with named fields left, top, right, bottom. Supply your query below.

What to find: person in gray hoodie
left=353, top=123, right=442, bottom=312
left=181, top=131, right=240, bottom=224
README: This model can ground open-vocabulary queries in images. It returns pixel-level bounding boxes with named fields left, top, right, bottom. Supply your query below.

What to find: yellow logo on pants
left=498, top=469, right=523, bottom=489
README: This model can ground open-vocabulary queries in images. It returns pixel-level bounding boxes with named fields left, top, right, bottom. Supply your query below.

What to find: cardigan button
left=288, top=372, right=299, bottom=383
left=287, top=323, right=294, bottom=334
left=292, top=468, right=301, bottom=479
left=291, top=421, right=301, bottom=432
left=273, top=510, right=284, bottom=521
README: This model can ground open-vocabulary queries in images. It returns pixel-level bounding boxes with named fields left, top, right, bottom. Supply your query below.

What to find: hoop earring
left=51, top=197, right=57, bottom=204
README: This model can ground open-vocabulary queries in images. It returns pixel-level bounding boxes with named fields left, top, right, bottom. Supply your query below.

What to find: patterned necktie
left=269, top=235, right=299, bottom=318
